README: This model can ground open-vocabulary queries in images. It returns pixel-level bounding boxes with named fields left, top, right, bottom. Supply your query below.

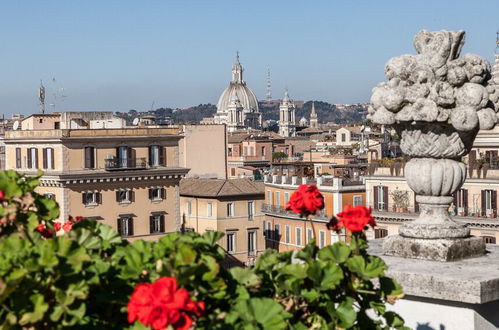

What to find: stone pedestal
left=371, top=240, right=499, bottom=329
left=383, top=235, right=485, bottom=262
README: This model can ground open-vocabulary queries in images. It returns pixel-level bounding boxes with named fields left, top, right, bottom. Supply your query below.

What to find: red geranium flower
left=285, top=184, right=324, bottom=217
left=63, top=221, right=73, bottom=232
left=36, top=223, right=54, bottom=238
left=128, top=277, right=204, bottom=330
left=330, top=205, right=376, bottom=232
left=54, top=222, right=61, bottom=231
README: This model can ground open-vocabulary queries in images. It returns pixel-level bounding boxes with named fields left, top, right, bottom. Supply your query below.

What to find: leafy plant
left=0, top=170, right=407, bottom=329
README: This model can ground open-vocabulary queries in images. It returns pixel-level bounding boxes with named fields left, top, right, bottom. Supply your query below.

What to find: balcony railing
left=262, top=204, right=329, bottom=220
left=105, top=157, right=147, bottom=170
left=368, top=202, right=498, bottom=219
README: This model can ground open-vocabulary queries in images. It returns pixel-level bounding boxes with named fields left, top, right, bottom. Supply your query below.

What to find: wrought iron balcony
left=261, top=204, right=329, bottom=220
left=104, top=157, right=147, bottom=171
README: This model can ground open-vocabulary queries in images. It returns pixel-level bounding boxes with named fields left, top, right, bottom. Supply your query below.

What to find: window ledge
left=119, top=201, right=132, bottom=205
left=84, top=203, right=98, bottom=208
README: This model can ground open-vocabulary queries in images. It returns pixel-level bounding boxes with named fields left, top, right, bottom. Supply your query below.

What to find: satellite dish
left=132, top=118, right=139, bottom=126
left=12, top=121, right=19, bottom=131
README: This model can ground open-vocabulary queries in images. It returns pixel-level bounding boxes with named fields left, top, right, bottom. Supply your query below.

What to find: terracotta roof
left=227, top=134, right=250, bottom=143
left=180, top=178, right=264, bottom=198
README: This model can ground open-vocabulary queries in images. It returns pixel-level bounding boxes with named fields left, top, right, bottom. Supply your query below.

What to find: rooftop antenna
left=496, top=30, right=499, bottom=53
left=38, top=80, right=46, bottom=114
left=266, top=67, right=272, bottom=101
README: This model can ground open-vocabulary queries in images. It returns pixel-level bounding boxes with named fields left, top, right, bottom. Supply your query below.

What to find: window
left=84, top=147, right=95, bottom=169
left=296, top=227, right=302, bottom=246
left=275, top=224, right=281, bottom=241
left=483, top=236, right=496, bottom=244
left=353, top=195, right=362, bottom=207
left=43, top=148, right=54, bottom=169
left=248, top=231, right=256, bottom=255
left=117, top=217, right=133, bottom=236
left=319, top=230, right=326, bottom=248
left=307, top=228, right=314, bottom=243
left=284, top=192, right=290, bottom=205
left=227, top=202, right=234, bottom=217
left=116, top=189, right=133, bottom=203
left=227, top=232, right=235, bottom=253
left=27, top=148, right=38, bottom=169
left=149, top=187, right=165, bottom=201
left=267, top=221, right=271, bottom=238
left=117, top=146, right=129, bottom=168
left=248, top=201, right=254, bottom=220
left=285, top=225, right=290, bottom=243
left=261, top=146, right=266, bottom=156
left=82, top=191, right=100, bottom=206
left=150, top=214, right=165, bottom=233
left=207, top=202, right=213, bottom=217
left=275, top=192, right=280, bottom=208
left=266, top=190, right=271, bottom=204
left=230, top=168, right=236, bottom=177
left=54, top=122, right=60, bottom=129
left=186, top=201, right=192, bottom=216
left=149, top=145, right=164, bottom=167
left=375, top=228, right=388, bottom=239
left=341, top=133, right=346, bottom=142
left=331, top=231, right=340, bottom=243
left=374, top=185, right=388, bottom=211
left=15, top=148, right=21, bottom=168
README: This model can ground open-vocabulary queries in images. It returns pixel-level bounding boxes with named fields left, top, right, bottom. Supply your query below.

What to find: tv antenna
left=266, top=67, right=272, bottom=101
left=496, top=30, right=499, bottom=53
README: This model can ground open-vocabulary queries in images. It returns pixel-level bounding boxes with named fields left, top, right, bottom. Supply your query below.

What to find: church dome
left=217, top=54, right=259, bottom=114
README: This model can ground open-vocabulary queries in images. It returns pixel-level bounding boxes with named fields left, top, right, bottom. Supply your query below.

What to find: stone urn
left=396, top=122, right=476, bottom=239
left=368, top=30, right=499, bottom=261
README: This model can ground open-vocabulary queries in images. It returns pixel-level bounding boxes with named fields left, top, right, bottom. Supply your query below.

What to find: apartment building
left=179, top=178, right=265, bottom=266
left=4, top=113, right=188, bottom=241
left=262, top=166, right=365, bottom=252
left=227, top=133, right=294, bottom=178
left=365, top=127, right=499, bottom=243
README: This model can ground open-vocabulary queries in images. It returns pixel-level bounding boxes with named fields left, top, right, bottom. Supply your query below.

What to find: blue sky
left=0, top=0, right=498, bottom=115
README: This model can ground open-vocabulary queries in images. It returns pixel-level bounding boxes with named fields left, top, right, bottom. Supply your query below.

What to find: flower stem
left=308, top=214, right=317, bottom=244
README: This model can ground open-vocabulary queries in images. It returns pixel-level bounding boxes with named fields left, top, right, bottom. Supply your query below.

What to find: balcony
left=262, top=204, right=329, bottom=221
left=104, top=157, right=147, bottom=171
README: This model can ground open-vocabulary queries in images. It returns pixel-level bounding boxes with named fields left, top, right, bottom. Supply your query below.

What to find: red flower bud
left=54, top=222, right=61, bottom=231
left=0, top=190, right=5, bottom=201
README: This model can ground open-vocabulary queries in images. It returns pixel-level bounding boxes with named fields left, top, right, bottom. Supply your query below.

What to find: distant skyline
left=1, top=0, right=499, bottom=116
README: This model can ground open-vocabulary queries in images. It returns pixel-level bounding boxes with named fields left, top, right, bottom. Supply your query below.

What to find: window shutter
left=85, top=147, right=91, bottom=168
left=50, top=148, right=55, bottom=169
left=160, top=215, right=165, bottom=232
left=373, top=187, right=378, bottom=209
left=130, top=190, right=135, bottom=203
left=161, top=188, right=166, bottom=199
left=116, top=147, right=120, bottom=158
left=116, top=190, right=120, bottom=202
left=148, top=146, right=153, bottom=166
left=463, top=189, right=468, bottom=213
left=128, top=147, right=134, bottom=167
left=128, top=218, right=134, bottom=236
left=96, top=192, right=102, bottom=204
left=34, top=149, right=39, bottom=169
left=117, top=218, right=122, bottom=236
left=27, top=149, right=32, bottom=169
left=16, top=148, right=21, bottom=168
left=82, top=192, right=86, bottom=205
left=482, top=190, right=486, bottom=216
left=43, top=148, right=47, bottom=169
left=493, top=190, right=497, bottom=217
left=149, top=216, right=154, bottom=233
left=159, top=147, right=165, bottom=166
left=383, top=186, right=389, bottom=211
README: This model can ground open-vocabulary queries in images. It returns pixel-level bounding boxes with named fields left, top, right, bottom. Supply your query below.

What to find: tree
left=272, top=151, right=288, bottom=162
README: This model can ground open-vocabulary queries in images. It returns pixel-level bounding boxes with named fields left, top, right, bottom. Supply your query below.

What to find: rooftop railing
left=104, top=157, right=147, bottom=171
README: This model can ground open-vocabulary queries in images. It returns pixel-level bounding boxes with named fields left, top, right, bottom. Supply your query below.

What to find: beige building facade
left=180, top=178, right=265, bottom=266
left=4, top=114, right=188, bottom=241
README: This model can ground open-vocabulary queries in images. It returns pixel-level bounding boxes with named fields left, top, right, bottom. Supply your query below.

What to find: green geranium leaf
left=233, top=297, right=291, bottom=329
left=384, top=311, right=405, bottom=327
left=336, top=297, right=357, bottom=328
left=19, top=294, right=49, bottom=325
left=346, top=256, right=387, bottom=280
left=318, top=242, right=350, bottom=263
left=230, top=267, right=260, bottom=287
